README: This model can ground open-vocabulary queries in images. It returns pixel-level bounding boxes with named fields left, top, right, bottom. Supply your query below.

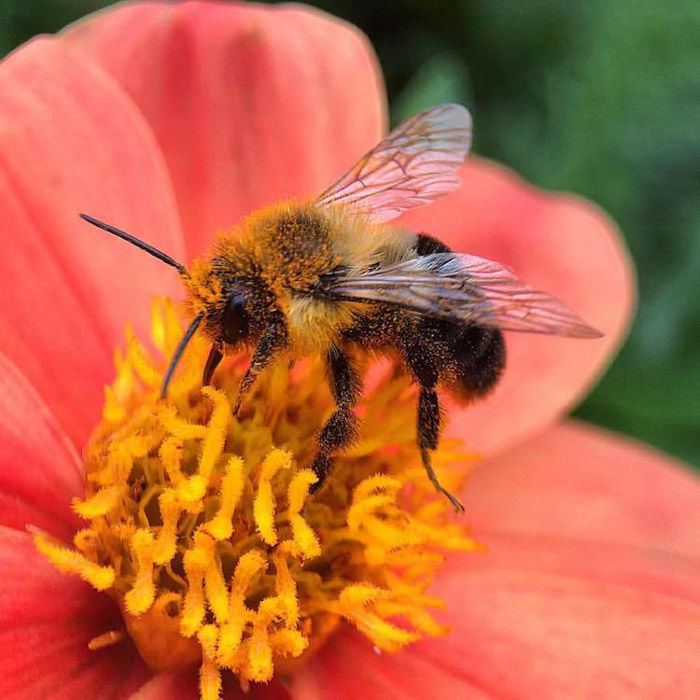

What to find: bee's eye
left=221, top=293, right=249, bottom=344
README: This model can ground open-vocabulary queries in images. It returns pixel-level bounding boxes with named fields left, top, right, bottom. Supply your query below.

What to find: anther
left=181, top=546, right=208, bottom=637
left=152, top=490, right=180, bottom=565
left=198, top=387, right=231, bottom=484
left=273, top=550, right=299, bottom=628
left=124, top=529, right=157, bottom=615
left=287, top=470, right=321, bottom=558
left=196, top=532, right=229, bottom=623
left=72, top=485, right=123, bottom=519
left=34, top=534, right=115, bottom=591
left=205, top=457, right=245, bottom=541
left=253, top=449, right=292, bottom=546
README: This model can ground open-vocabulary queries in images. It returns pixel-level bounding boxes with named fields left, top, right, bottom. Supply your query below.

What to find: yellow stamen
left=248, top=597, right=280, bottom=682
left=159, top=437, right=185, bottom=486
left=34, top=533, right=114, bottom=590
left=124, top=529, right=157, bottom=616
left=273, top=549, right=299, bottom=628
left=218, top=550, right=266, bottom=664
left=204, top=456, right=245, bottom=541
left=253, top=449, right=292, bottom=546
left=197, top=531, right=229, bottom=623
left=72, top=485, right=123, bottom=518
left=181, top=546, right=208, bottom=638
left=35, top=298, right=477, bottom=696
left=198, top=387, right=231, bottom=483
left=200, top=659, right=222, bottom=700
left=198, top=624, right=222, bottom=700
left=286, top=469, right=321, bottom=558
left=152, top=489, right=180, bottom=564
left=88, top=629, right=126, bottom=651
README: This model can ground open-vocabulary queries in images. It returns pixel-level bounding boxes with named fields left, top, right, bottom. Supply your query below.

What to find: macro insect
left=81, top=104, right=601, bottom=511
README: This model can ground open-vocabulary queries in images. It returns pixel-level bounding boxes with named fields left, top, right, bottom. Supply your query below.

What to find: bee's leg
left=407, top=350, right=465, bottom=513
left=233, top=324, right=287, bottom=415
left=310, top=345, right=361, bottom=487
left=417, top=386, right=464, bottom=513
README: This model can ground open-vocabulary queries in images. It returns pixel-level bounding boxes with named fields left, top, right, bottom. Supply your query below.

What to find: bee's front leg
left=310, top=344, right=361, bottom=488
left=233, top=322, right=287, bottom=415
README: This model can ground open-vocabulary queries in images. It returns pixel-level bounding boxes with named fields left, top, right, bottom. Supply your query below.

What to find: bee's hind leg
left=407, top=349, right=465, bottom=513
left=310, top=344, right=361, bottom=490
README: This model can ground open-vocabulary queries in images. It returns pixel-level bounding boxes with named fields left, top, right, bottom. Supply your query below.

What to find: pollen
left=35, top=298, right=478, bottom=697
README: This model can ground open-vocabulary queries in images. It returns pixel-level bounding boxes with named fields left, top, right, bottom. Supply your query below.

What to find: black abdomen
left=413, top=234, right=505, bottom=401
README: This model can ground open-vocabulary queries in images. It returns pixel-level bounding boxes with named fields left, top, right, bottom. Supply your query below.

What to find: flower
left=0, top=1, right=699, bottom=698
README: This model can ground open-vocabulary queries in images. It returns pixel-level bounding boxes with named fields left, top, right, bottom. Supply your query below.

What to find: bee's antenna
left=160, top=312, right=205, bottom=399
left=79, top=213, right=187, bottom=275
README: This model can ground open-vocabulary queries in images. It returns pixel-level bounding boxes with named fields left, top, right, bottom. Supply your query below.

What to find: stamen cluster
left=35, top=299, right=476, bottom=699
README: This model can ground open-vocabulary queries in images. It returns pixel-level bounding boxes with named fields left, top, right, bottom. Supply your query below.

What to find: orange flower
left=0, top=2, right=699, bottom=698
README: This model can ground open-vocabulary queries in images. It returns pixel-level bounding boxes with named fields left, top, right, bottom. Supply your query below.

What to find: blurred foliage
left=1, top=0, right=698, bottom=465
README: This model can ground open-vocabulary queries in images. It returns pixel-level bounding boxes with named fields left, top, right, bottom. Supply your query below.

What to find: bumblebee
left=82, top=104, right=600, bottom=511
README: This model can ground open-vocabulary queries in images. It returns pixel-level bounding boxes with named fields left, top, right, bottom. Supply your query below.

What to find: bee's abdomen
left=413, top=232, right=505, bottom=400
left=413, top=232, right=453, bottom=256
left=434, top=319, right=505, bottom=399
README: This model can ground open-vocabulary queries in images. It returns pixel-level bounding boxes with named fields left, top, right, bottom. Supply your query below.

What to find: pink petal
left=400, top=159, right=634, bottom=455
left=293, top=567, right=700, bottom=699
left=0, top=37, right=183, bottom=450
left=464, top=420, right=700, bottom=559
left=0, top=354, right=83, bottom=539
left=421, top=569, right=700, bottom=698
left=129, top=670, right=199, bottom=700
left=0, top=527, right=150, bottom=699
left=293, top=421, right=700, bottom=697
left=132, top=669, right=290, bottom=700
left=64, top=1, right=386, bottom=258
left=443, top=535, right=700, bottom=609
left=291, top=627, right=490, bottom=699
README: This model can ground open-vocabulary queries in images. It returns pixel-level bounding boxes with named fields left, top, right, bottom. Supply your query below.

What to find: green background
left=2, top=0, right=698, bottom=466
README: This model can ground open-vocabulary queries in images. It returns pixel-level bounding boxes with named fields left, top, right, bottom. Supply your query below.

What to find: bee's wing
left=322, top=253, right=602, bottom=338
left=315, top=104, right=472, bottom=223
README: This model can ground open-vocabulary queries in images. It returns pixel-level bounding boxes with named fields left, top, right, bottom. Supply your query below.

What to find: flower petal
left=129, top=670, right=199, bottom=700
left=421, top=569, right=700, bottom=697
left=400, top=159, right=634, bottom=455
left=293, top=568, right=700, bottom=698
left=464, top=420, right=700, bottom=559
left=131, top=669, right=289, bottom=700
left=0, top=354, right=83, bottom=539
left=290, top=627, right=490, bottom=699
left=0, top=37, right=183, bottom=449
left=64, top=1, right=386, bottom=258
left=294, top=420, right=700, bottom=697
left=0, top=527, right=150, bottom=699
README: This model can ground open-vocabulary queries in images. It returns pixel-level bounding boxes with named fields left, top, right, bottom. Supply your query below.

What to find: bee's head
left=77, top=214, right=258, bottom=396
left=180, top=263, right=250, bottom=345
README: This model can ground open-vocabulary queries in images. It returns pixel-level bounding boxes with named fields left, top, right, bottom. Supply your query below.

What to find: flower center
left=35, top=298, right=477, bottom=698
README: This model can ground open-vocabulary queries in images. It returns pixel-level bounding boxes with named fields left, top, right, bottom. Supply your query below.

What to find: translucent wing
left=315, top=104, right=472, bottom=223
left=322, top=253, right=602, bottom=338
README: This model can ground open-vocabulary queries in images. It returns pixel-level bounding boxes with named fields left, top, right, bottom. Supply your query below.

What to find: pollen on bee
left=35, top=298, right=477, bottom=697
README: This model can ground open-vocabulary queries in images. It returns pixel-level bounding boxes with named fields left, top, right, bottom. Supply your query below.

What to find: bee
left=82, top=104, right=601, bottom=511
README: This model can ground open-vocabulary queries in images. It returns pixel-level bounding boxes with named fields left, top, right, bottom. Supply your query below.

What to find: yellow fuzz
left=36, top=298, right=478, bottom=698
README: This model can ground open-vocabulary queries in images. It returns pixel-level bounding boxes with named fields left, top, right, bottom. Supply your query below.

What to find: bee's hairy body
left=188, top=200, right=504, bottom=400
left=81, top=104, right=597, bottom=511
left=185, top=201, right=504, bottom=510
